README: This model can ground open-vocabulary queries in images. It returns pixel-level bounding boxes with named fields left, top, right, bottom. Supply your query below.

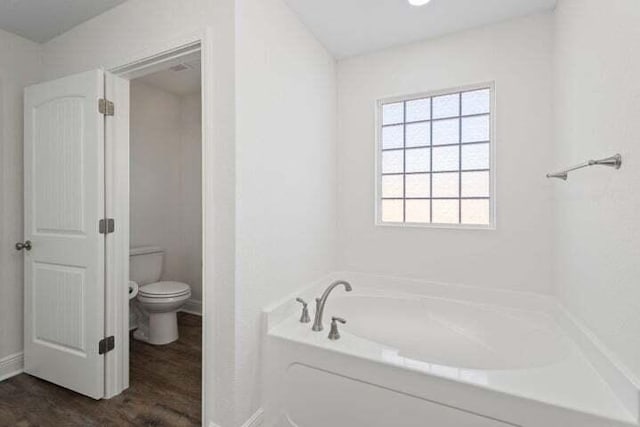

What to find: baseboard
left=0, top=352, right=24, bottom=382
left=241, top=408, right=264, bottom=427
left=180, top=298, right=202, bottom=316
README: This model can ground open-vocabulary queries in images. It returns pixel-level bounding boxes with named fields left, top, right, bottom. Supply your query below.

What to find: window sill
left=375, top=221, right=496, bottom=231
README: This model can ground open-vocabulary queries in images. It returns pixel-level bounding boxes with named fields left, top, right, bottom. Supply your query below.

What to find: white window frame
left=375, top=82, right=496, bottom=230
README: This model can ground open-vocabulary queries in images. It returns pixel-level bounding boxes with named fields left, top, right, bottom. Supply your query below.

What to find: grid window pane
left=462, top=143, right=490, bottom=170
left=382, top=125, right=404, bottom=149
left=382, top=175, right=404, bottom=198
left=406, top=122, right=431, bottom=147
left=406, top=174, right=430, bottom=198
left=462, top=115, right=490, bottom=143
left=462, top=199, right=490, bottom=225
left=433, top=94, right=459, bottom=119
left=461, top=171, right=490, bottom=197
left=433, top=146, right=459, bottom=172
left=382, top=150, right=403, bottom=174
left=406, top=200, right=430, bottom=223
left=405, top=148, right=430, bottom=173
left=379, top=86, right=492, bottom=226
left=382, top=200, right=403, bottom=222
left=432, top=200, right=459, bottom=224
left=406, top=98, right=431, bottom=122
left=433, top=118, right=460, bottom=145
left=382, top=102, right=404, bottom=125
left=433, top=172, right=459, bottom=198
left=462, top=89, right=490, bottom=115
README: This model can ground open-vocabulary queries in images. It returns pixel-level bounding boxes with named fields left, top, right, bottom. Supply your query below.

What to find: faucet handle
left=328, top=316, right=346, bottom=340
left=295, top=298, right=311, bottom=323
left=332, top=316, right=346, bottom=324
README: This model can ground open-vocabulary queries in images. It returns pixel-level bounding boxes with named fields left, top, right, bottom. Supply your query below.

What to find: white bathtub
left=262, top=273, right=638, bottom=427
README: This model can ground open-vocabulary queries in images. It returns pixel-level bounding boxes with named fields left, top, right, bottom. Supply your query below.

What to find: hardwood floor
left=0, top=313, right=202, bottom=427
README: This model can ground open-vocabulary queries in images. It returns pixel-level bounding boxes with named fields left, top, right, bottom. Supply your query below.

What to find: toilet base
left=133, top=311, right=179, bottom=345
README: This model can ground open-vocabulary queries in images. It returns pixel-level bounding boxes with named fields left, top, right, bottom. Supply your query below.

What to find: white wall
left=553, top=0, right=640, bottom=383
left=0, top=29, right=41, bottom=363
left=179, top=93, right=204, bottom=301
left=336, top=13, right=555, bottom=294
left=41, top=0, right=237, bottom=425
left=235, top=0, right=337, bottom=420
left=129, top=82, right=202, bottom=302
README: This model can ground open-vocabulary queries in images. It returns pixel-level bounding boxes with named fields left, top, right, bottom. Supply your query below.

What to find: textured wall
left=0, top=29, right=41, bottom=364
left=553, top=0, right=640, bottom=383
left=235, top=0, right=338, bottom=420
left=336, top=13, right=555, bottom=294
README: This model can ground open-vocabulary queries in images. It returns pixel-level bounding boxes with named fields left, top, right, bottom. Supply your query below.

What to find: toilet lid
left=139, top=281, right=190, bottom=297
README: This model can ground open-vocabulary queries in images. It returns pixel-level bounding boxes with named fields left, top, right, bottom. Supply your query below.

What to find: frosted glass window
left=405, top=148, right=430, bottom=173
left=378, top=85, right=493, bottom=226
left=382, top=102, right=404, bottom=125
left=406, top=122, right=431, bottom=147
left=382, top=175, right=404, bottom=198
left=433, top=146, right=459, bottom=172
left=406, top=174, right=430, bottom=198
left=432, top=200, right=459, bottom=224
left=382, top=125, right=404, bottom=149
left=382, top=150, right=403, bottom=174
left=406, top=98, right=431, bottom=122
left=462, top=115, right=490, bottom=143
left=461, top=171, right=490, bottom=197
left=433, top=119, right=459, bottom=145
left=432, top=173, right=459, bottom=198
left=462, top=89, right=490, bottom=116
left=433, top=94, right=459, bottom=119
left=382, top=200, right=404, bottom=222
left=461, top=143, right=490, bottom=170
left=406, top=200, right=430, bottom=223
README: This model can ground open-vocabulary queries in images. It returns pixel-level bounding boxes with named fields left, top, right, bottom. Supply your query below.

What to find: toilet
left=129, top=246, right=191, bottom=345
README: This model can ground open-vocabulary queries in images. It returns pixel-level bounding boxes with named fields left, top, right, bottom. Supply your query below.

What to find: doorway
left=4, top=44, right=206, bottom=426
left=126, top=50, right=203, bottom=422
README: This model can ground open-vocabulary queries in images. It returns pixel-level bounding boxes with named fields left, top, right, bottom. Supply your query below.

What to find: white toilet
left=129, top=246, right=191, bottom=345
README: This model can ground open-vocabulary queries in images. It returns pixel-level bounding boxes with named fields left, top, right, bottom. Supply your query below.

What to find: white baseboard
left=241, top=408, right=264, bottom=427
left=0, top=352, right=24, bottom=382
left=180, top=298, right=202, bottom=316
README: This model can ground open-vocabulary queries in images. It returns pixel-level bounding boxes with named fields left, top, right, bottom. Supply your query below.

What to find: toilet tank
left=130, top=246, right=164, bottom=286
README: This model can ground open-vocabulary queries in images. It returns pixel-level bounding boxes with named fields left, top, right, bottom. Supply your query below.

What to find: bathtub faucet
left=312, top=280, right=352, bottom=332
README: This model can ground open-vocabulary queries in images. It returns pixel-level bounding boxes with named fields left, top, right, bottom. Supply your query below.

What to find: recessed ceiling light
left=408, top=0, right=432, bottom=6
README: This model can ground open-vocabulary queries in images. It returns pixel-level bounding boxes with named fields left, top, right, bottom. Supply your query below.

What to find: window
left=377, top=84, right=494, bottom=227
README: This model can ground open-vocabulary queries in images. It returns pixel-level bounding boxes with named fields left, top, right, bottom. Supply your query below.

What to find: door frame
left=104, top=29, right=215, bottom=425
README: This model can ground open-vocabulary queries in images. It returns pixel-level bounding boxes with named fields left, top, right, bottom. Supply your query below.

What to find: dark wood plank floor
left=0, top=313, right=201, bottom=427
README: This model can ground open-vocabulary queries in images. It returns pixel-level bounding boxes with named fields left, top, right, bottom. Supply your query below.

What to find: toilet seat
left=139, top=281, right=191, bottom=298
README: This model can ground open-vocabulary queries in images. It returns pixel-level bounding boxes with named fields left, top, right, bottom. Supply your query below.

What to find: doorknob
left=15, top=240, right=32, bottom=251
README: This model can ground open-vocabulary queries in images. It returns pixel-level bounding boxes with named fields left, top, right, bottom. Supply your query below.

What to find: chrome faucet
left=312, top=280, right=352, bottom=332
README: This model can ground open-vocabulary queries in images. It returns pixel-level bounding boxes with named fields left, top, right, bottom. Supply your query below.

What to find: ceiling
left=136, top=57, right=202, bottom=97
left=0, top=0, right=127, bottom=43
left=283, top=0, right=558, bottom=59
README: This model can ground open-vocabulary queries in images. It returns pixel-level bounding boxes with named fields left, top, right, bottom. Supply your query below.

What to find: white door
left=23, top=69, right=107, bottom=399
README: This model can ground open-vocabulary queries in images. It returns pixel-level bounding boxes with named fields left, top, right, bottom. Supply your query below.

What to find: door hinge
left=98, top=98, right=115, bottom=116
left=98, top=336, right=115, bottom=355
left=99, top=218, right=115, bottom=234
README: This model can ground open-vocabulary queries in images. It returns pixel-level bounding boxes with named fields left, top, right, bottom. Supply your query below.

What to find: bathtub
left=262, top=273, right=638, bottom=427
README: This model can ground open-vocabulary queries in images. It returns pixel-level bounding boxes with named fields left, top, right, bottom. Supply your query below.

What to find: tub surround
left=263, top=272, right=639, bottom=427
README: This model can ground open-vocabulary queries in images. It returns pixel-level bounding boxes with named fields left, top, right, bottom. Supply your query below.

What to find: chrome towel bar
left=546, top=154, right=622, bottom=181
